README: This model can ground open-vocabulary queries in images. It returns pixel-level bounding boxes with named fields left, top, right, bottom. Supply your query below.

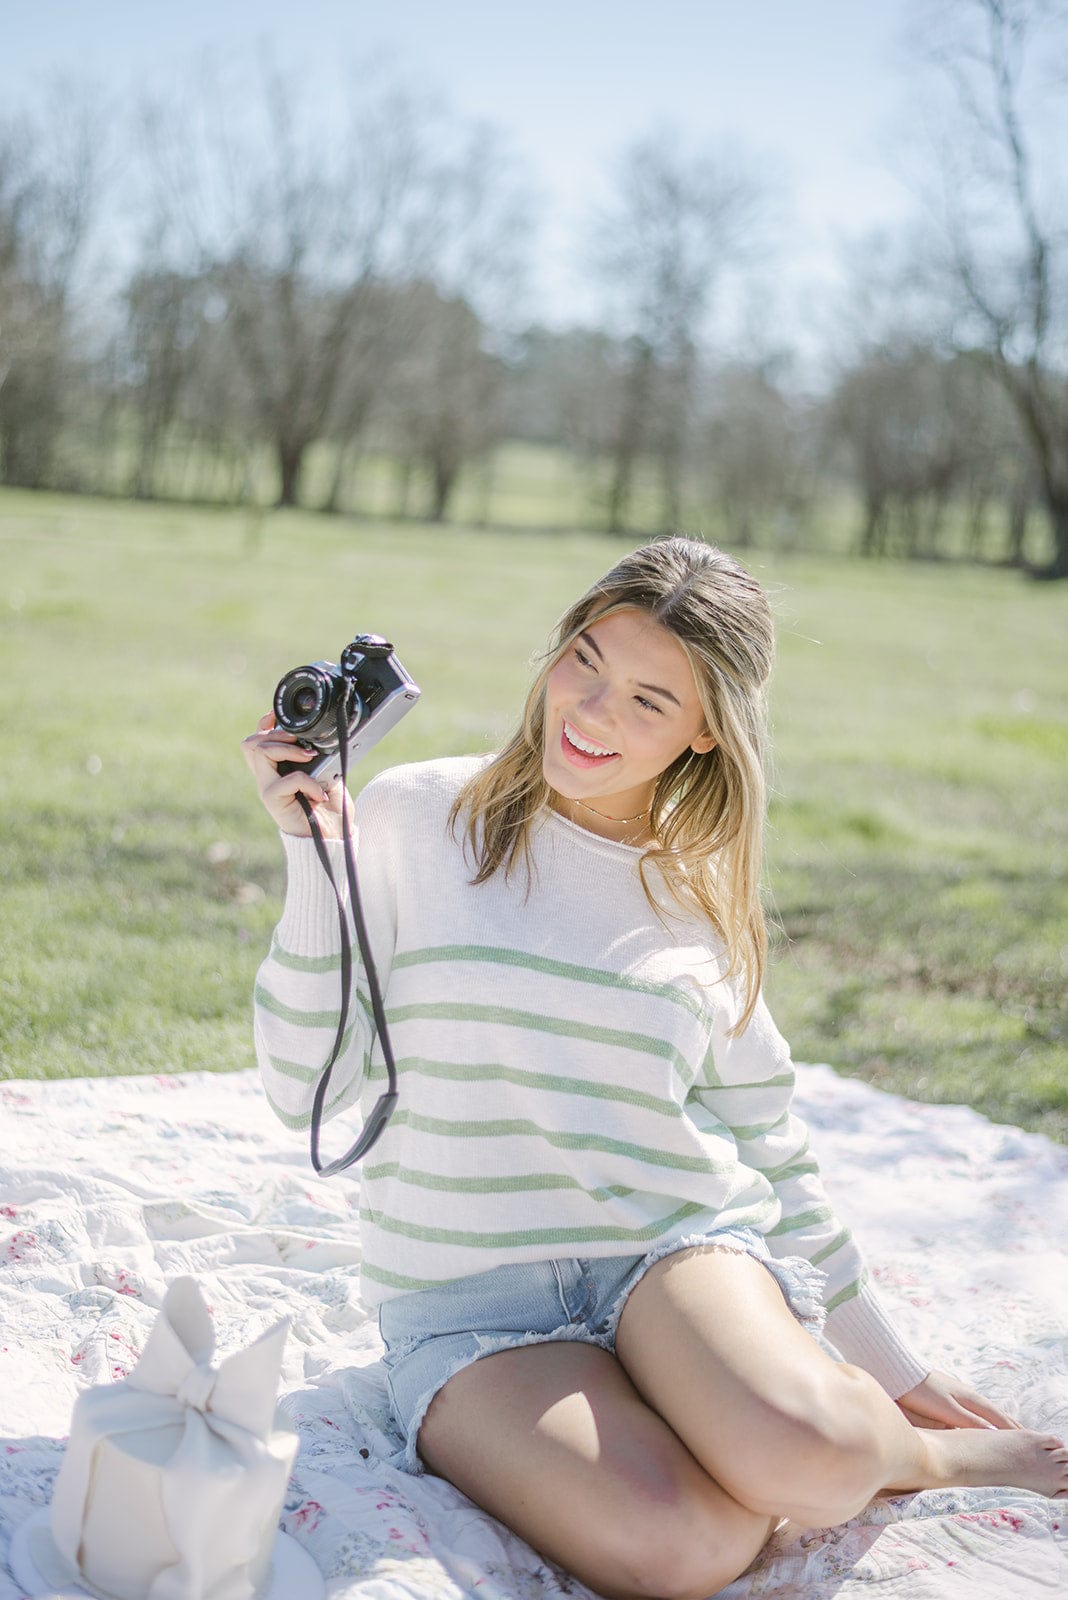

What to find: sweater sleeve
left=693, top=986, right=930, bottom=1399
left=252, top=776, right=399, bottom=1134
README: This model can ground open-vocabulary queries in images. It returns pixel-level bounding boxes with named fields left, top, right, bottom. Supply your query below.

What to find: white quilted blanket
left=2, top=1066, right=1066, bottom=1600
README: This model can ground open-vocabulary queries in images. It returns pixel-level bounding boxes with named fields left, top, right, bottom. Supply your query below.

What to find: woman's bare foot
left=914, top=1429, right=1068, bottom=1498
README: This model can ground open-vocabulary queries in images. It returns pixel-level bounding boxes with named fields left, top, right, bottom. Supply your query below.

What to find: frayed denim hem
left=602, top=1230, right=829, bottom=1348
left=401, top=1322, right=610, bottom=1476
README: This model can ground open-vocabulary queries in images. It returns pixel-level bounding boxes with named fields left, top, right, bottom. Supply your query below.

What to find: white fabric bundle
left=33, top=1277, right=297, bottom=1600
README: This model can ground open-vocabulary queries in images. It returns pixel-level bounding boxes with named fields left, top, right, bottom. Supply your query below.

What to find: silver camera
left=273, top=633, right=420, bottom=785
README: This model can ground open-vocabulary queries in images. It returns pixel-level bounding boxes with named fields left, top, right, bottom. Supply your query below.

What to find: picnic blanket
left=2, top=1064, right=1066, bottom=1600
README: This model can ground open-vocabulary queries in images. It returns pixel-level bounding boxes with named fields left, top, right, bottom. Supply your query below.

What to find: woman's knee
left=733, top=1363, right=887, bottom=1526
left=592, top=1476, right=774, bottom=1600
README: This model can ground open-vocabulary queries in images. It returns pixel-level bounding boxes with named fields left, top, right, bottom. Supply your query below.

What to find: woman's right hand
left=241, top=712, right=353, bottom=839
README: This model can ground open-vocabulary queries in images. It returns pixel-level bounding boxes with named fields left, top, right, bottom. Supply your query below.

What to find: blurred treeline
left=2, top=1, right=1067, bottom=575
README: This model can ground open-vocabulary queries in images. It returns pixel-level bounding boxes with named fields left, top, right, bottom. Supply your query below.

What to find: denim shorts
left=378, top=1226, right=829, bottom=1474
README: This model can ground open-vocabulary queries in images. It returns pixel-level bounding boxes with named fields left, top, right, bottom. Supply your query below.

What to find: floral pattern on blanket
left=1, top=1064, right=1066, bottom=1600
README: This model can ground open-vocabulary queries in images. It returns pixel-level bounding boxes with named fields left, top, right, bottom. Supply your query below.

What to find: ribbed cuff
left=824, top=1281, right=930, bottom=1398
left=275, top=831, right=350, bottom=957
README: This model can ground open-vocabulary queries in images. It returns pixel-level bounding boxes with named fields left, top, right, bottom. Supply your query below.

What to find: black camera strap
left=294, top=701, right=398, bottom=1175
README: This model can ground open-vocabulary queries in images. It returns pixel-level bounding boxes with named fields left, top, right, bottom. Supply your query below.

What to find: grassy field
left=1, top=488, right=1066, bottom=1141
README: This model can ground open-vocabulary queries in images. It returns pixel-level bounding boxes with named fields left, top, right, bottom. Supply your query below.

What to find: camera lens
left=274, top=663, right=345, bottom=749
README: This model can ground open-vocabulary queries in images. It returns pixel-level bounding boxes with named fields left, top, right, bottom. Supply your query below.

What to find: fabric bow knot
left=174, top=1358, right=219, bottom=1415
left=129, top=1276, right=288, bottom=1440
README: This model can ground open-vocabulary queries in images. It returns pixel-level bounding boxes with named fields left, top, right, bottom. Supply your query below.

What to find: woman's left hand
left=895, top=1368, right=1023, bottom=1431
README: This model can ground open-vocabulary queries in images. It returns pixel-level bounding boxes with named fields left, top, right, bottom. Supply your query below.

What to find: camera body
left=273, top=634, right=420, bottom=786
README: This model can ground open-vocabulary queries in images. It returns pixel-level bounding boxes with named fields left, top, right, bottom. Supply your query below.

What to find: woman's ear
left=690, top=731, right=717, bottom=755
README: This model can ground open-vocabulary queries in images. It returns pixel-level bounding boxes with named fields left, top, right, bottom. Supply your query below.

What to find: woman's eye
left=635, top=696, right=663, bottom=714
left=574, top=648, right=595, bottom=669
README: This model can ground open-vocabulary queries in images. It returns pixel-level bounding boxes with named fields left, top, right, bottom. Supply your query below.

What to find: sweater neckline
left=543, top=806, right=649, bottom=857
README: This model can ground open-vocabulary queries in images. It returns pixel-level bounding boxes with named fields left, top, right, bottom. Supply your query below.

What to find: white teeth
left=563, top=720, right=617, bottom=757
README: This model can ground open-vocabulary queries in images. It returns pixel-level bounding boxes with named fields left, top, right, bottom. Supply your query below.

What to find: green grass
left=1, top=489, right=1065, bottom=1142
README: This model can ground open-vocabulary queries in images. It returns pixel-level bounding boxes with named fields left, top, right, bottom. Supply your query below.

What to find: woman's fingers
left=955, top=1396, right=1023, bottom=1431
left=265, top=768, right=330, bottom=809
left=242, top=713, right=342, bottom=835
left=897, top=1405, right=950, bottom=1430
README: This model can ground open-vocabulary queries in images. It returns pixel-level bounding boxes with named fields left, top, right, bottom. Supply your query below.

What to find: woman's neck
left=549, top=790, right=655, bottom=848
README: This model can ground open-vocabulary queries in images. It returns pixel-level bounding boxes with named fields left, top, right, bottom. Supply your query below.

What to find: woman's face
left=542, top=607, right=715, bottom=830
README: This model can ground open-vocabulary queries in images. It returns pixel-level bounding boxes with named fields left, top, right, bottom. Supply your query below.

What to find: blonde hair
left=450, top=536, right=776, bottom=1033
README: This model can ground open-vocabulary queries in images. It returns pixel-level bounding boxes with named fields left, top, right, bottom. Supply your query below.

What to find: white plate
left=10, top=1509, right=325, bottom=1600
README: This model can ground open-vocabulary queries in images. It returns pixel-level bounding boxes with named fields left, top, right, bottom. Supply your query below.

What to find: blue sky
left=3, top=0, right=921, bottom=336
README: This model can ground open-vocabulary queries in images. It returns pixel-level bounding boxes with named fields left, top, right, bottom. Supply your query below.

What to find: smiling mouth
left=561, top=719, right=620, bottom=764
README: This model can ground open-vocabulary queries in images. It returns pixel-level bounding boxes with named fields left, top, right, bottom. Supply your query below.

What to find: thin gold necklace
left=570, top=797, right=650, bottom=825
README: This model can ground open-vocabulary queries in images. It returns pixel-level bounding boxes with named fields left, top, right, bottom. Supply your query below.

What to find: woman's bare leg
left=417, top=1339, right=778, bottom=1600
left=614, top=1246, right=1068, bottom=1529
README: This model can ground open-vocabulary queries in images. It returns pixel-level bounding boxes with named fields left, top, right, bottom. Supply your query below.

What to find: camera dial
left=340, top=634, right=393, bottom=671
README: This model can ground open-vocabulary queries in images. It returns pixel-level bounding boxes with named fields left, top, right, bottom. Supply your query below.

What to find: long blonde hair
left=450, top=536, right=776, bottom=1032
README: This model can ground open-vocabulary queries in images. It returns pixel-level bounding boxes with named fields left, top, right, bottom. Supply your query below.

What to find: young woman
left=244, top=538, right=1067, bottom=1600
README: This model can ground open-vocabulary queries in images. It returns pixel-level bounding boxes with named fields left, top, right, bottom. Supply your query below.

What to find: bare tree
left=136, top=65, right=440, bottom=507
left=381, top=281, right=505, bottom=521
left=118, top=268, right=213, bottom=497
left=828, top=344, right=966, bottom=558
left=0, top=95, right=105, bottom=488
left=132, top=64, right=532, bottom=513
left=826, top=338, right=1035, bottom=562
left=912, top=0, right=1068, bottom=575
left=700, top=360, right=813, bottom=548
left=589, top=127, right=768, bottom=533
left=380, top=123, right=529, bottom=522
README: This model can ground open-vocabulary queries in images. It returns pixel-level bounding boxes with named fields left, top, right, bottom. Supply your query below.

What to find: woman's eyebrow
left=637, top=680, right=681, bottom=707
left=578, top=630, right=681, bottom=707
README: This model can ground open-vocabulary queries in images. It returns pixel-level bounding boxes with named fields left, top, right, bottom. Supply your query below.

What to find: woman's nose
left=578, top=681, right=613, bottom=722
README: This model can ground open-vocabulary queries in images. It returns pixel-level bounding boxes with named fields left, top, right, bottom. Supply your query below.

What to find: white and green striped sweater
left=254, top=755, right=928, bottom=1398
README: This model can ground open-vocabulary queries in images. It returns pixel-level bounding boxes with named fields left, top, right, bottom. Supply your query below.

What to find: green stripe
left=393, top=943, right=711, bottom=1026
left=729, top=1112, right=791, bottom=1139
left=362, top=1200, right=708, bottom=1250
left=757, top=1149, right=818, bottom=1185
left=363, top=1161, right=636, bottom=1201
left=386, top=1105, right=736, bottom=1175
left=714, top=1073, right=796, bottom=1094
left=360, top=1201, right=782, bottom=1291
left=824, top=1274, right=864, bottom=1315
left=270, top=938, right=342, bottom=974
left=255, top=982, right=373, bottom=1029
left=700, top=1046, right=793, bottom=1091
left=361, top=1261, right=464, bottom=1292
left=690, top=1073, right=796, bottom=1106
left=757, top=1158, right=818, bottom=1184
left=261, top=1015, right=364, bottom=1080
left=766, top=1205, right=834, bottom=1237
left=387, top=1000, right=692, bottom=1079
left=396, top=1056, right=681, bottom=1119
left=265, top=1039, right=379, bottom=1086
left=261, top=1079, right=355, bottom=1131
left=810, top=1225, right=853, bottom=1267
left=265, top=1054, right=325, bottom=1085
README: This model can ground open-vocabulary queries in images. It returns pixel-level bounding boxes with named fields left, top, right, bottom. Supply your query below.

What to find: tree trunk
left=394, top=456, right=414, bottom=519
left=968, top=494, right=989, bottom=560
left=1040, top=494, right=1068, bottom=578
left=607, top=340, right=654, bottom=534
left=1005, top=492, right=1028, bottom=568
left=276, top=438, right=306, bottom=508
left=860, top=492, right=885, bottom=557
left=428, top=451, right=459, bottom=522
